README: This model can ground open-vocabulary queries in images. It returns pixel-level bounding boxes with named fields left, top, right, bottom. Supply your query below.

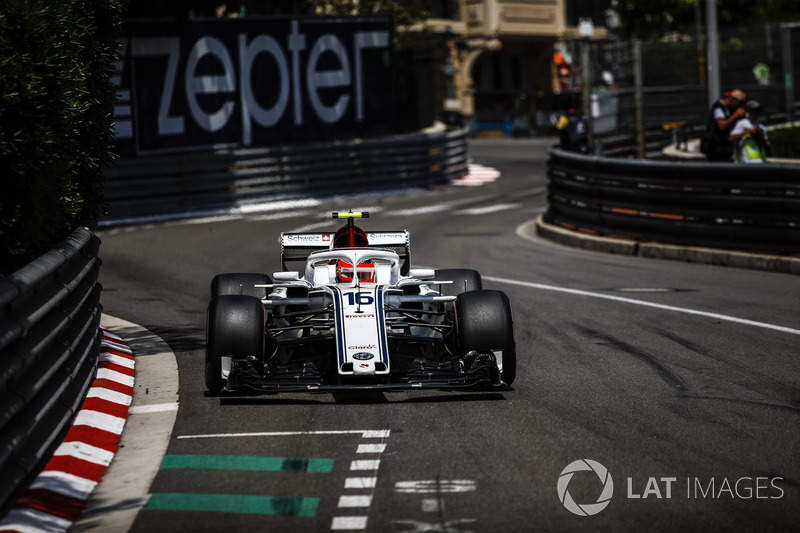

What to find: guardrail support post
left=634, top=39, right=645, bottom=159
left=581, top=42, right=594, bottom=154
left=705, top=0, right=721, bottom=108
left=782, top=25, right=795, bottom=122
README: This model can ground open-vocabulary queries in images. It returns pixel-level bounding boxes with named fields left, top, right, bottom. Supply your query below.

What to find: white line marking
left=356, top=443, right=387, bottom=454
left=237, top=198, right=322, bottom=213
left=387, top=204, right=453, bottom=217
left=422, top=498, right=442, bottom=512
left=331, top=516, right=368, bottom=530
left=128, top=403, right=179, bottom=415
left=332, top=428, right=388, bottom=530
left=617, top=288, right=672, bottom=293
left=247, top=210, right=312, bottom=222
left=338, top=495, right=372, bottom=508
left=288, top=221, right=335, bottom=232
left=483, top=275, right=800, bottom=336
left=177, top=429, right=390, bottom=440
left=350, top=460, right=381, bottom=471
left=345, top=477, right=377, bottom=489
left=394, top=480, right=477, bottom=493
left=453, top=203, right=521, bottom=216
left=361, top=430, right=391, bottom=438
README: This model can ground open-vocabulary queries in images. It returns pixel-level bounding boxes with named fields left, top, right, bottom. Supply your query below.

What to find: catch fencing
left=103, top=125, right=469, bottom=221
left=0, top=227, right=102, bottom=513
left=545, top=149, right=800, bottom=255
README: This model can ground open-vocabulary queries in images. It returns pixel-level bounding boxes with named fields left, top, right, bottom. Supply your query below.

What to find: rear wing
left=280, top=231, right=411, bottom=274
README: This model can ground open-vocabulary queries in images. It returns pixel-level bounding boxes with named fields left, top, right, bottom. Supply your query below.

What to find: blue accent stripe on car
left=375, top=288, right=389, bottom=366
left=333, top=288, right=346, bottom=366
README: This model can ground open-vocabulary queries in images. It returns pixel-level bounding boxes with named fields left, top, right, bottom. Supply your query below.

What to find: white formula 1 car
left=205, top=211, right=515, bottom=394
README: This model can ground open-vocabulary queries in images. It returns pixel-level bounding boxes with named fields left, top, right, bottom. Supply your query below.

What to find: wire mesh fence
left=537, top=23, right=800, bottom=154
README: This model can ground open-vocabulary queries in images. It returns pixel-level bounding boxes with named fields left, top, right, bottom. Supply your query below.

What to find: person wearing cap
left=555, top=106, right=588, bottom=153
left=729, top=100, right=769, bottom=164
left=702, top=89, right=746, bottom=161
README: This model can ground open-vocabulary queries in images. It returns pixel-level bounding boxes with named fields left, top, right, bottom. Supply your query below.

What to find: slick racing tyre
left=455, top=290, right=516, bottom=386
left=211, top=273, right=272, bottom=299
left=206, top=294, right=265, bottom=394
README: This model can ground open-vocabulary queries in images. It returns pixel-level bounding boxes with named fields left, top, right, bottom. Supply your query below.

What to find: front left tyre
left=206, top=294, right=265, bottom=394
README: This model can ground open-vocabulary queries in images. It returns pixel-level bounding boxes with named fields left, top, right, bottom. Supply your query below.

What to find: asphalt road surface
left=95, top=138, right=800, bottom=532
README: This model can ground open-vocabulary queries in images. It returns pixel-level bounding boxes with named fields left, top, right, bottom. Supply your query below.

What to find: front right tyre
left=206, top=294, right=265, bottom=394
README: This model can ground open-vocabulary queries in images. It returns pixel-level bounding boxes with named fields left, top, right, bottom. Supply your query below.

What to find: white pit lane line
left=482, top=275, right=800, bottom=337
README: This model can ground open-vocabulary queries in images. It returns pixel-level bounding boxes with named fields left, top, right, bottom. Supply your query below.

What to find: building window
left=565, top=0, right=613, bottom=28
left=427, top=0, right=458, bottom=20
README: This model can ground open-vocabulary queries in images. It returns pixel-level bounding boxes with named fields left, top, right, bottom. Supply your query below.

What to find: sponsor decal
left=114, top=18, right=392, bottom=155
left=352, top=352, right=374, bottom=360
left=348, top=344, right=377, bottom=350
left=286, top=234, right=326, bottom=243
left=367, top=232, right=406, bottom=243
left=345, top=314, right=376, bottom=318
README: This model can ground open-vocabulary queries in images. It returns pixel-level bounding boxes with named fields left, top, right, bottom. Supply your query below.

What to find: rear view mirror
left=273, top=271, right=300, bottom=281
left=408, top=268, right=435, bottom=280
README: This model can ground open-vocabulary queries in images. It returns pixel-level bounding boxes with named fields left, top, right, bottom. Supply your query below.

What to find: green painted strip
left=144, top=493, right=319, bottom=517
left=159, top=455, right=334, bottom=473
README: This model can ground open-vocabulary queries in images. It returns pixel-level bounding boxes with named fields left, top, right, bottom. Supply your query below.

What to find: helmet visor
left=336, top=260, right=375, bottom=283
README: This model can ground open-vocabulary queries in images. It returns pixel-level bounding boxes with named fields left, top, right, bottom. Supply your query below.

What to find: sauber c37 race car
left=205, top=211, right=516, bottom=394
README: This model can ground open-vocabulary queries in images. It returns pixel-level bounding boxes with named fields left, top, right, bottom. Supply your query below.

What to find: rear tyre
left=434, top=269, right=483, bottom=323
left=211, top=273, right=272, bottom=299
left=434, top=269, right=482, bottom=297
left=455, top=290, right=516, bottom=386
left=206, top=295, right=265, bottom=394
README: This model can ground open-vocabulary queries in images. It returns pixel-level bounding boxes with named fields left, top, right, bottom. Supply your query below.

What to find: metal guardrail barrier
left=103, top=126, right=469, bottom=221
left=0, top=227, right=103, bottom=514
left=545, top=149, right=800, bottom=254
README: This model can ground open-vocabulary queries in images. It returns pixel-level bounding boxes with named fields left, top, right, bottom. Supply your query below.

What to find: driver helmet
left=332, top=226, right=368, bottom=248
left=336, top=260, right=375, bottom=283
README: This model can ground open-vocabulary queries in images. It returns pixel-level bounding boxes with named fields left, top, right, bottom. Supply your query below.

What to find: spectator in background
left=730, top=100, right=769, bottom=164
left=702, top=89, right=746, bottom=161
left=555, top=107, right=588, bottom=153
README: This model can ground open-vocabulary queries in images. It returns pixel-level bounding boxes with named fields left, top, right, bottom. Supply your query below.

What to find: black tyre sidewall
left=206, top=294, right=265, bottom=393
left=433, top=269, right=482, bottom=297
left=455, top=290, right=516, bottom=385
